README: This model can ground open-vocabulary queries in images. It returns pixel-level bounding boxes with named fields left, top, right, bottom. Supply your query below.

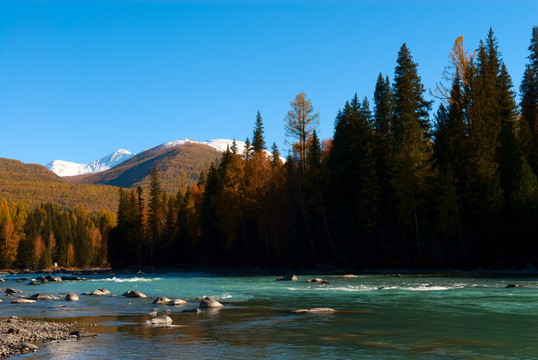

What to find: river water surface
left=1, top=272, right=537, bottom=359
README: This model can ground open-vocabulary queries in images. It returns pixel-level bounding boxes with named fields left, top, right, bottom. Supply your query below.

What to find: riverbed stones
left=29, top=293, right=60, bottom=300
left=276, top=275, right=297, bottom=281
left=199, top=296, right=223, bottom=308
left=122, top=290, right=147, bottom=298
left=153, top=296, right=171, bottom=305
left=0, top=317, right=86, bottom=357
left=65, top=293, right=80, bottom=301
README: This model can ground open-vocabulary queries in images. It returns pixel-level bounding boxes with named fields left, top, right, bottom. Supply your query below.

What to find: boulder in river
left=44, top=275, right=62, bottom=283
left=5, top=288, right=22, bottom=295
left=88, top=288, right=110, bottom=296
left=182, top=308, right=201, bottom=313
left=505, top=284, right=523, bottom=288
left=170, top=299, right=187, bottom=306
left=341, top=274, right=358, bottom=279
left=65, top=293, right=80, bottom=301
left=152, top=296, right=171, bottom=305
left=0, top=278, right=4, bottom=282
left=199, top=297, right=223, bottom=308
left=306, top=278, right=329, bottom=284
left=29, top=294, right=59, bottom=301
left=122, top=290, right=147, bottom=298
left=293, top=307, right=335, bottom=314
left=11, top=299, right=36, bottom=304
left=144, top=315, right=173, bottom=326
left=27, top=281, right=40, bottom=286
left=276, top=275, right=297, bottom=281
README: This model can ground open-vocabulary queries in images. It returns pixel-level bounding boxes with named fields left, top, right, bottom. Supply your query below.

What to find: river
left=1, top=272, right=537, bottom=359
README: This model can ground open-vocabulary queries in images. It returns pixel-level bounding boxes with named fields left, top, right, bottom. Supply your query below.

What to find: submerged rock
left=152, top=297, right=171, bottom=305
left=276, top=275, right=298, bottom=281
left=65, top=293, right=80, bottom=301
left=505, top=284, right=523, bottom=288
left=293, top=307, right=335, bottom=314
left=5, top=288, right=22, bottom=294
left=11, top=299, right=36, bottom=304
left=122, top=290, right=147, bottom=298
left=144, top=315, right=173, bottom=326
left=199, top=297, right=223, bottom=308
left=69, top=329, right=96, bottom=338
left=29, top=294, right=59, bottom=301
left=182, top=308, right=201, bottom=313
left=306, top=278, right=329, bottom=284
left=170, top=299, right=187, bottom=306
left=341, top=274, right=358, bottom=279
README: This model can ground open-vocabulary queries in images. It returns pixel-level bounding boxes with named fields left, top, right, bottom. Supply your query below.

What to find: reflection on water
left=2, top=273, right=538, bottom=359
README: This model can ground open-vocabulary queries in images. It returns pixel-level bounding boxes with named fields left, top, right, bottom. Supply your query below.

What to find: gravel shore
left=0, top=316, right=94, bottom=358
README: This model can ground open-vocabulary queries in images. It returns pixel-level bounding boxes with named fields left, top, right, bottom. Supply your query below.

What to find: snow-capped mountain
left=48, top=138, right=280, bottom=177
left=155, top=138, right=251, bottom=153
left=47, top=149, right=134, bottom=177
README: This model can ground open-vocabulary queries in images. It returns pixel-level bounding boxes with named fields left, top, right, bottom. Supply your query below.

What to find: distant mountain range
left=47, top=149, right=135, bottom=177
left=46, top=138, right=249, bottom=177
left=60, top=138, right=260, bottom=194
left=1, top=138, right=275, bottom=209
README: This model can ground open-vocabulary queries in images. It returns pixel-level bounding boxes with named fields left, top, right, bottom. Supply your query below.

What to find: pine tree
left=520, top=27, right=538, bottom=171
left=393, top=43, right=433, bottom=137
left=243, top=137, right=253, bottom=161
left=391, top=43, right=435, bottom=265
left=148, top=166, right=163, bottom=265
left=271, top=142, right=282, bottom=167
left=252, top=110, right=266, bottom=153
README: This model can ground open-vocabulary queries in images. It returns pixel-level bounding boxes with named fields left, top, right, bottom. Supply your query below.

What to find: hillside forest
left=1, top=28, right=538, bottom=270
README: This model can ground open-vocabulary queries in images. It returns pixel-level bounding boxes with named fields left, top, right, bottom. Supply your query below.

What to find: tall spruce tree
left=520, top=27, right=538, bottom=172
left=252, top=110, right=266, bottom=153
left=391, top=43, right=434, bottom=265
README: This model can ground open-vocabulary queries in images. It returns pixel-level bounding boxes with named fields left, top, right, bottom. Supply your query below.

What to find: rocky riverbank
left=0, top=316, right=95, bottom=358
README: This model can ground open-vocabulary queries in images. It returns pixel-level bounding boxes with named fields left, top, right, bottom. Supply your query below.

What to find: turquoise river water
left=1, top=272, right=537, bottom=359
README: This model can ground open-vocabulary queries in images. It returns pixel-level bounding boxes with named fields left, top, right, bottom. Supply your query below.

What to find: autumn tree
left=285, top=92, right=320, bottom=173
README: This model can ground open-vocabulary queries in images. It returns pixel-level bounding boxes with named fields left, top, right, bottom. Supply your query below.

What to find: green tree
left=252, top=110, right=266, bottom=153
left=391, top=43, right=435, bottom=265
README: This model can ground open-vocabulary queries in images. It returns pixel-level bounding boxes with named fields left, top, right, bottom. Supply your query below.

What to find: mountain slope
left=47, top=149, right=134, bottom=177
left=0, top=158, right=119, bottom=211
left=66, top=142, right=222, bottom=194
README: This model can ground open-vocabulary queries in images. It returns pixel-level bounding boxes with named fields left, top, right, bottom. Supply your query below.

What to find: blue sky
left=1, top=0, right=537, bottom=166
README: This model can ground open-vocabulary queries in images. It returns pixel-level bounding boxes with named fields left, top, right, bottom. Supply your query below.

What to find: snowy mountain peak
left=47, top=149, right=134, bottom=177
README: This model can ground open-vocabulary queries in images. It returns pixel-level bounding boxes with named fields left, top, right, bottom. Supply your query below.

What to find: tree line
left=2, top=27, right=537, bottom=270
left=0, top=199, right=115, bottom=269
left=108, top=28, right=538, bottom=269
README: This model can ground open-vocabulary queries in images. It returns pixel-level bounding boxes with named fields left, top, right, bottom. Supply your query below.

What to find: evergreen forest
left=2, top=28, right=538, bottom=270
